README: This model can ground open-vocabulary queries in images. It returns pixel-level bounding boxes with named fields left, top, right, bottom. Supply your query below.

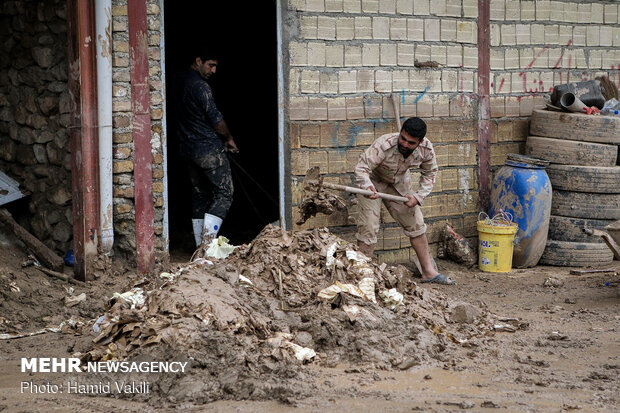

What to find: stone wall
left=111, top=0, right=165, bottom=257
left=283, top=0, right=620, bottom=264
left=0, top=0, right=73, bottom=254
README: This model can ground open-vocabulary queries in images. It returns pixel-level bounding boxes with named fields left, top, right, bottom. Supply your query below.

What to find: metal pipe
left=95, top=0, right=113, bottom=254
left=128, top=0, right=155, bottom=273
left=67, top=0, right=100, bottom=281
left=477, top=0, right=491, bottom=213
left=276, top=0, right=288, bottom=230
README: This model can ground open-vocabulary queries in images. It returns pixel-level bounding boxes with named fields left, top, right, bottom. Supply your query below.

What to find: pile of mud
left=81, top=225, right=500, bottom=405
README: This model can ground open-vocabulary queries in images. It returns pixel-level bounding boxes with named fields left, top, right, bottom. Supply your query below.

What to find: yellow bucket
left=477, top=221, right=518, bottom=273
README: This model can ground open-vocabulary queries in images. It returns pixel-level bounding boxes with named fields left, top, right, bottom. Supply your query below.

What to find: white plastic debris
left=239, top=274, right=254, bottom=287
left=346, top=249, right=371, bottom=263
left=379, top=288, right=404, bottom=310
left=325, top=242, right=338, bottom=268
left=65, top=293, right=86, bottom=307
left=159, top=272, right=173, bottom=279
left=93, top=315, right=108, bottom=333
left=205, top=236, right=238, bottom=259
left=112, top=288, right=146, bottom=309
left=358, top=277, right=376, bottom=303
left=266, top=332, right=316, bottom=362
left=317, top=281, right=365, bottom=300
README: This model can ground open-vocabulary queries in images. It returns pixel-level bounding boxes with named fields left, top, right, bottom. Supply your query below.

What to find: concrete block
left=344, top=0, right=362, bottom=13
left=490, top=0, right=505, bottom=20
left=446, top=0, right=461, bottom=17
left=290, top=96, right=309, bottom=120
left=355, top=16, right=373, bottom=39
left=463, top=0, right=477, bottom=18
left=431, top=45, right=447, bottom=65
left=490, top=96, right=505, bottom=118
left=409, top=70, right=427, bottom=92
left=519, top=96, right=534, bottom=117
left=362, top=0, right=379, bottom=13
left=306, top=0, right=325, bottom=12
left=539, top=71, right=553, bottom=93
left=328, top=97, right=347, bottom=120
left=463, top=46, right=478, bottom=68
left=380, top=43, right=397, bottom=66
left=495, top=73, right=510, bottom=94
left=290, top=124, right=301, bottom=149
left=308, top=151, right=329, bottom=172
left=326, top=44, right=344, bottom=67
left=429, top=71, right=442, bottom=93
left=457, top=21, right=476, bottom=44
left=291, top=150, right=310, bottom=175
left=337, top=17, right=355, bottom=40
left=300, top=124, right=321, bottom=147
left=320, top=72, right=339, bottom=93
left=558, top=25, right=572, bottom=46
left=375, top=70, right=393, bottom=92
left=353, top=124, right=375, bottom=146
left=446, top=45, right=462, bottom=67
left=459, top=71, right=474, bottom=92
left=613, top=28, right=620, bottom=47
left=586, top=26, right=600, bottom=47
left=362, top=43, right=380, bottom=66
left=544, top=24, right=559, bottom=45
left=505, top=0, right=520, bottom=19
left=328, top=151, right=347, bottom=173
left=442, top=71, right=458, bottom=92
left=521, top=0, right=535, bottom=20
left=420, top=18, right=439, bottom=42
left=588, top=50, right=602, bottom=69
left=407, top=18, right=424, bottom=41
left=504, top=96, right=520, bottom=117
left=346, top=97, right=365, bottom=119
left=602, top=50, right=615, bottom=70
left=490, top=49, right=504, bottom=70
left=532, top=48, right=548, bottom=69
left=396, top=0, right=413, bottom=15
left=430, top=0, right=446, bottom=16
left=382, top=95, right=396, bottom=118
left=416, top=94, right=433, bottom=118
left=510, top=72, right=523, bottom=94
left=318, top=16, right=337, bottom=40
left=325, top=0, right=344, bottom=12
left=490, top=23, right=500, bottom=47
left=301, top=70, right=320, bottom=93
left=604, top=4, right=618, bottom=24
left=379, top=0, right=396, bottom=14
left=345, top=45, right=362, bottom=66
left=364, top=95, right=383, bottom=118
left=413, top=0, right=430, bottom=15
left=308, top=42, right=326, bottom=66
left=319, top=123, right=337, bottom=147
left=516, top=24, right=530, bottom=45
left=397, top=43, right=415, bottom=66
left=357, top=70, right=375, bottom=92
left=300, top=16, right=318, bottom=39
left=400, top=94, right=417, bottom=116
left=519, top=48, right=533, bottom=69
left=373, top=17, right=390, bottom=39
left=600, top=26, right=613, bottom=47
left=531, top=24, right=545, bottom=45
left=441, top=19, right=457, bottom=42
left=392, top=69, right=409, bottom=91
left=591, top=3, right=604, bottom=23
left=339, top=70, right=357, bottom=93
left=289, top=42, right=307, bottom=66
left=549, top=1, right=563, bottom=22
left=415, top=44, right=431, bottom=62
left=536, top=0, right=550, bottom=21
left=575, top=3, right=588, bottom=24
left=390, top=18, right=407, bottom=40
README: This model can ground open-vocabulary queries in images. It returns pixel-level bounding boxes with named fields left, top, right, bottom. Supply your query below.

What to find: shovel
left=303, top=167, right=409, bottom=203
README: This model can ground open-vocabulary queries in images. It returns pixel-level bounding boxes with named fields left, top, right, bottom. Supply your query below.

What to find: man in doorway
left=173, top=45, right=239, bottom=247
left=354, top=117, right=456, bottom=285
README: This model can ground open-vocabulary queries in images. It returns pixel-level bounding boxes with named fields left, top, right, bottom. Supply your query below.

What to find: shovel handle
left=322, top=182, right=409, bottom=203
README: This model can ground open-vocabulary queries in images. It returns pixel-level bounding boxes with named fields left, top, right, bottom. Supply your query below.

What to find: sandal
left=421, top=273, right=456, bottom=285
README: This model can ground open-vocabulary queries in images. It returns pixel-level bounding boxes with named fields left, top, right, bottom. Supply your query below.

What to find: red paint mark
left=497, top=78, right=505, bottom=93
left=611, top=65, right=615, bottom=70
left=525, top=45, right=550, bottom=69
left=552, top=40, right=572, bottom=69
left=491, top=82, right=494, bottom=87
left=517, top=96, right=522, bottom=102
left=520, top=72, right=527, bottom=92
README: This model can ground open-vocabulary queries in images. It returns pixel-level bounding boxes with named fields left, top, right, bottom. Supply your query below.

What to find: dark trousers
left=185, top=148, right=233, bottom=220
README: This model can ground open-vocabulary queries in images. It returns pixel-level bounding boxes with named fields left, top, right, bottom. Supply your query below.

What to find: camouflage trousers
left=185, top=148, right=233, bottom=220
left=356, top=181, right=426, bottom=246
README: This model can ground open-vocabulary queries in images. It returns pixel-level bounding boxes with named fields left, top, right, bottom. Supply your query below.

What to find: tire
left=546, top=164, right=620, bottom=193
left=525, top=136, right=618, bottom=167
left=530, top=109, right=620, bottom=144
left=539, top=240, right=614, bottom=267
left=551, top=190, right=620, bottom=220
left=548, top=215, right=614, bottom=243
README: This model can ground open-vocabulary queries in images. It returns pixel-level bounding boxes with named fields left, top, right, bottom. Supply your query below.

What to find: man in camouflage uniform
left=355, top=117, right=455, bottom=285
left=174, top=45, right=239, bottom=246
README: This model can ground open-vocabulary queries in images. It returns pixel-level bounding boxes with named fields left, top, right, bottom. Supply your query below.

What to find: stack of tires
left=526, top=109, right=620, bottom=267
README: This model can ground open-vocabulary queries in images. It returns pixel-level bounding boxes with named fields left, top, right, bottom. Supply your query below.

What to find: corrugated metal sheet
left=0, top=171, right=27, bottom=207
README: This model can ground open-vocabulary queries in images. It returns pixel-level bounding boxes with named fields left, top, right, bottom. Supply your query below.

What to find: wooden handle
left=322, top=182, right=409, bottom=203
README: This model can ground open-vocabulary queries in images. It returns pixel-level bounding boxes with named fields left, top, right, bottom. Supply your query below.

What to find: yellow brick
left=153, top=181, right=164, bottom=193
left=113, top=160, right=133, bottom=173
left=300, top=124, right=321, bottom=147
left=308, top=151, right=329, bottom=172
left=291, top=151, right=309, bottom=175
left=328, top=151, right=347, bottom=173
left=115, top=203, right=132, bottom=214
left=320, top=123, right=338, bottom=147
left=346, top=149, right=364, bottom=172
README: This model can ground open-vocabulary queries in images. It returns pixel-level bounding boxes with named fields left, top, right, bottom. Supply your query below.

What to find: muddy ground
left=0, top=226, right=618, bottom=412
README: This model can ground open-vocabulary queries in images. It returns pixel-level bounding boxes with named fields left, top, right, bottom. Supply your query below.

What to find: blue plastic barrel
left=489, top=154, right=552, bottom=268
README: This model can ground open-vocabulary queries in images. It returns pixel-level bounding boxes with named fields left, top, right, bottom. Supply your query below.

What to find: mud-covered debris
left=450, top=303, right=481, bottom=324
left=437, top=222, right=476, bottom=265
left=543, top=277, right=564, bottom=287
left=297, top=166, right=347, bottom=225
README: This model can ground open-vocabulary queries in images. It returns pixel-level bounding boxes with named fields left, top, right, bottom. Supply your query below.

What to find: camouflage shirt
left=173, top=68, right=224, bottom=158
left=355, top=132, right=438, bottom=205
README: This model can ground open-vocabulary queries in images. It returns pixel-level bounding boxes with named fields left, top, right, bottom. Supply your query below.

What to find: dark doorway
left=164, top=2, right=280, bottom=254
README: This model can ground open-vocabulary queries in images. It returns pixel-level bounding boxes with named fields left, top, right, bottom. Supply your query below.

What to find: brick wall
left=282, top=0, right=620, bottom=264
left=111, top=0, right=165, bottom=256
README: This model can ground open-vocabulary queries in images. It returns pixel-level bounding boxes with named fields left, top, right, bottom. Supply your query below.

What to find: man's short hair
left=401, top=117, right=427, bottom=140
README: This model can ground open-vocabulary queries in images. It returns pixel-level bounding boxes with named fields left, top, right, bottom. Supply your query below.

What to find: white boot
left=203, top=213, right=223, bottom=241
left=192, top=219, right=204, bottom=247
